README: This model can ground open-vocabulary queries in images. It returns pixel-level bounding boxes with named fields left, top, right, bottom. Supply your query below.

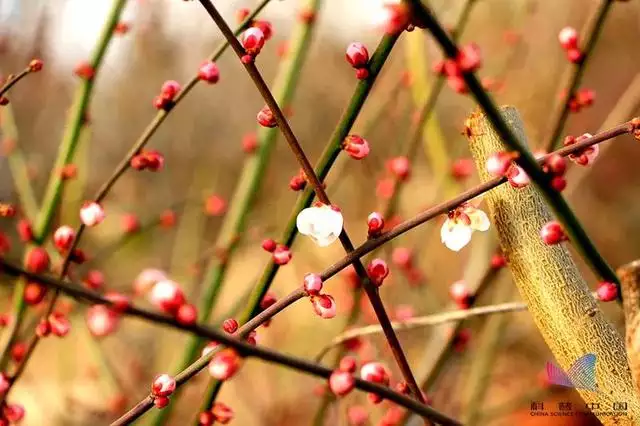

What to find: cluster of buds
left=565, top=88, right=595, bottom=113
left=35, top=312, right=71, bottom=338
left=262, top=239, right=292, bottom=265
left=342, top=134, right=370, bottom=160
left=345, top=42, right=370, bottom=80
left=240, top=27, right=266, bottom=63
left=302, top=273, right=336, bottom=319
left=392, top=247, right=424, bottom=286
left=151, top=374, right=176, bottom=409
left=289, top=169, right=307, bottom=191
left=558, top=26, right=582, bottom=63
left=360, top=361, right=391, bottom=404
left=328, top=356, right=357, bottom=396
left=563, top=133, right=599, bottom=167
left=130, top=150, right=165, bottom=172
left=541, top=153, right=568, bottom=191
left=198, top=402, right=234, bottom=425
left=133, top=269, right=197, bottom=325
left=153, top=80, right=181, bottom=111
left=433, top=43, right=482, bottom=94
left=540, top=220, right=568, bottom=245
left=485, top=151, right=531, bottom=189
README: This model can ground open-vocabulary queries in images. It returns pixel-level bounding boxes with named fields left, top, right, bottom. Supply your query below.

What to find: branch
left=617, top=260, right=640, bottom=394
left=196, top=0, right=428, bottom=407
left=409, top=0, right=622, bottom=289
left=0, top=260, right=460, bottom=426
left=542, top=0, right=616, bottom=151
left=467, top=105, right=640, bottom=424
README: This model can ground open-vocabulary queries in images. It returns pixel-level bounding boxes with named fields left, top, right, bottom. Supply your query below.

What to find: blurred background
left=1, top=0, right=640, bottom=424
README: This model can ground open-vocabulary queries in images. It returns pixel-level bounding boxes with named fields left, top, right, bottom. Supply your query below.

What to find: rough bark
left=618, top=260, right=640, bottom=396
left=467, top=105, right=640, bottom=424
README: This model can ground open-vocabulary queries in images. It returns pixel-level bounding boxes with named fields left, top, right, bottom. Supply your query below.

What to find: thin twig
left=542, top=0, right=616, bottom=151
left=0, top=69, right=30, bottom=98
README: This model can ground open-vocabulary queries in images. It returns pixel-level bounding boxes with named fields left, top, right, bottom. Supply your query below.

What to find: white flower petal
left=441, top=221, right=473, bottom=252
left=468, top=209, right=490, bottom=232
left=296, top=206, right=344, bottom=247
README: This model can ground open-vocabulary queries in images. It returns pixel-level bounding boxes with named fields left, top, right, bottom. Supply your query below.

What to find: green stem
left=0, top=105, right=38, bottom=221
left=410, top=0, right=620, bottom=287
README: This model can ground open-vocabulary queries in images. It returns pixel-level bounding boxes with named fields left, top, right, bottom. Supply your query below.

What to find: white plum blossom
left=440, top=204, right=490, bottom=252
left=296, top=204, right=344, bottom=247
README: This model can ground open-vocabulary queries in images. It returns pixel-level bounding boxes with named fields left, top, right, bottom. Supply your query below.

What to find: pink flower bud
left=223, top=318, right=238, bottom=334
left=24, top=282, right=47, bottom=305
left=566, top=48, right=583, bottom=64
left=540, top=221, right=567, bottom=245
left=0, top=373, right=10, bottom=393
left=176, top=303, right=198, bottom=325
left=83, top=269, right=104, bottom=290
left=29, top=59, right=43, bottom=72
left=261, top=238, right=277, bottom=252
left=160, top=80, right=181, bottom=101
left=451, top=158, right=474, bottom=181
left=198, top=61, right=220, bottom=84
left=311, top=294, right=337, bottom=319
left=3, top=404, right=24, bottom=423
left=105, top=292, right=131, bottom=313
left=367, top=212, right=385, bottom=237
left=355, top=68, right=369, bottom=80
left=80, top=201, right=105, bottom=227
left=345, top=42, right=369, bottom=68
left=544, top=154, right=567, bottom=176
left=121, top=213, right=140, bottom=234
left=387, top=156, right=410, bottom=180
left=240, top=27, right=265, bottom=55
left=338, top=356, right=357, bottom=373
left=303, top=273, right=323, bottom=296
left=241, top=133, right=258, bottom=154
left=367, top=259, right=389, bottom=286
left=596, top=281, right=618, bottom=302
left=490, top=253, right=506, bottom=269
left=26, top=247, right=50, bottom=273
left=209, top=349, right=241, bottom=380
left=145, top=150, right=165, bottom=172
left=53, top=225, right=75, bottom=251
left=360, top=361, right=390, bottom=386
left=558, top=26, right=578, bottom=50
left=342, top=135, right=370, bottom=160
left=506, top=165, right=530, bottom=188
left=257, top=105, right=277, bottom=128
left=152, top=374, right=176, bottom=397
left=211, top=402, right=234, bottom=424
left=329, top=370, right=355, bottom=396
left=150, top=280, right=185, bottom=314
left=86, top=305, right=119, bottom=337
left=272, top=244, right=292, bottom=265
left=49, top=312, right=71, bottom=337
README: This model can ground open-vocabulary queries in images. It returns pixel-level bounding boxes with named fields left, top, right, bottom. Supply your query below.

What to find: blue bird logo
left=546, top=353, right=599, bottom=392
